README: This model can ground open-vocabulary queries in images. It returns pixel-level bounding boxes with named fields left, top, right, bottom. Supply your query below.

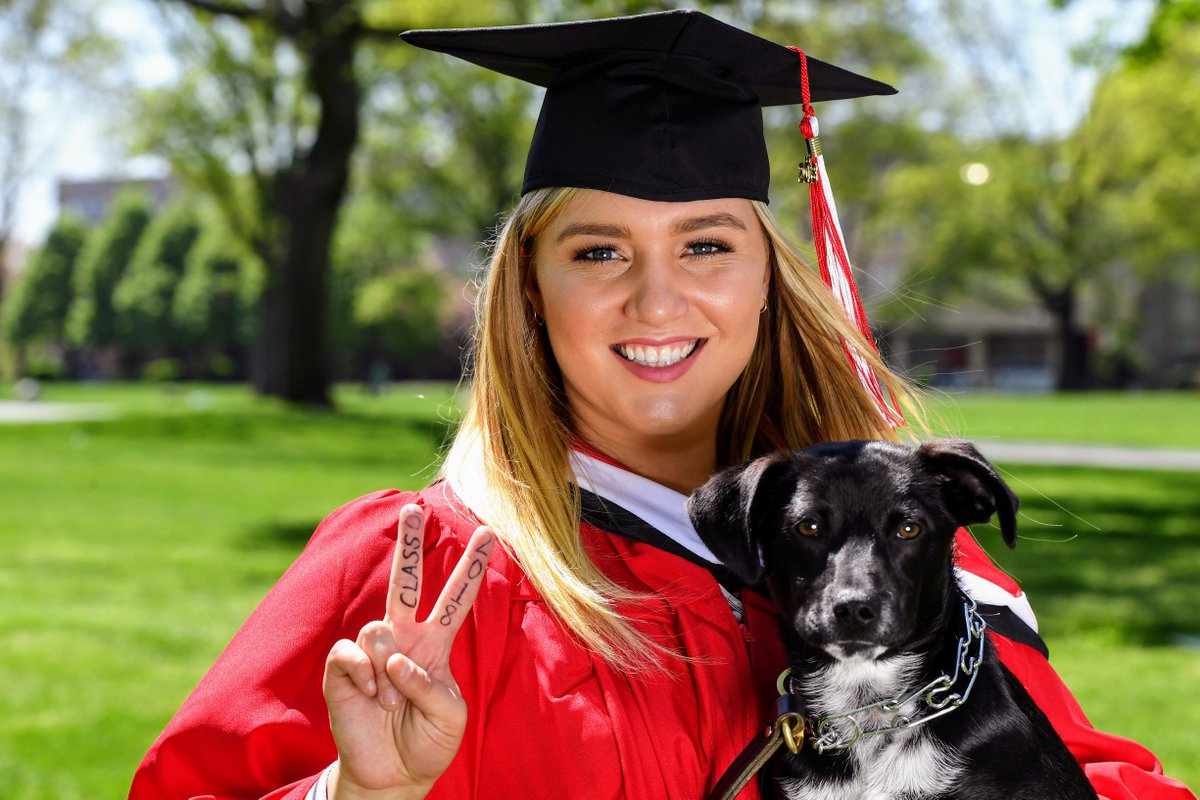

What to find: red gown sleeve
left=956, top=530, right=1196, bottom=800
left=129, top=488, right=510, bottom=800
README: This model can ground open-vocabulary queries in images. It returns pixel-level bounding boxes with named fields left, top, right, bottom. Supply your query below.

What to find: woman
left=131, top=11, right=1193, bottom=800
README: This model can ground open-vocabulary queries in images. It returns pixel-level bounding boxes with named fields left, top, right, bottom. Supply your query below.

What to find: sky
left=10, top=0, right=177, bottom=246
left=8, top=0, right=1156, bottom=249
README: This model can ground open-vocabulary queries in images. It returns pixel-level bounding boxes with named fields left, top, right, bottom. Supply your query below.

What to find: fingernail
left=366, top=678, right=377, bottom=695
left=381, top=686, right=400, bottom=707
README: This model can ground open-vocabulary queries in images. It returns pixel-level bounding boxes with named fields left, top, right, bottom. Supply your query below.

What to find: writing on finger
left=438, top=533, right=494, bottom=627
left=396, top=512, right=421, bottom=610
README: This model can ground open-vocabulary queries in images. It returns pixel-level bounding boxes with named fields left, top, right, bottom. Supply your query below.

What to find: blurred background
left=0, top=0, right=1197, bottom=797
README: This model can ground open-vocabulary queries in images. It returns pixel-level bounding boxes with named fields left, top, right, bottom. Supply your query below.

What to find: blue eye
left=686, top=239, right=732, bottom=256
left=573, top=245, right=620, bottom=262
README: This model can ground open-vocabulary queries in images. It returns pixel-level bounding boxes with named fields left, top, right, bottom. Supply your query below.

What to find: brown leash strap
left=707, top=694, right=807, bottom=800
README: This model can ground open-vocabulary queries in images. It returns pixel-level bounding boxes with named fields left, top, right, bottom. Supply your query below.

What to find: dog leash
left=706, top=691, right=808, bottom=800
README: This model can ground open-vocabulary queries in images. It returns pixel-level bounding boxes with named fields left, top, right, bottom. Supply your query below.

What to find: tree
left=1084, top=11, right=1200, bottom=273
left=137, top=0, right=440, bottom=405
left=1081, top=8, right=1200, bottom=383
left=359, top=44, right=535, bottom=246
left=113, top=200, right=203, bottom=358
left=0, top=0, right=118, bottom=297
left=67, top=191, right=153, bottom=357
left=173, top=229, right=260, bottom=378
left=353, top=267, right=452, bottom=379
left=873, top=3, right=1200, bottom=390
left=875, top=132, right=1118, bottom=389
left=1, top=214, right=87, bottom=375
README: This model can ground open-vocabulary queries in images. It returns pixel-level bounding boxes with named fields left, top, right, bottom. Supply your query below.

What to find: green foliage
left=2, top=215, right=87, bottom=346
left=173, top=230, right=259, bottom=358
left=1125, top=0, right=1200, bottom=64
left=140, top=357, right=184, bottom=383
left=871, top=9, right=1200, bottom=389
left=352, top=267, right=450, bottom=373
left=66, top=191, right=152, bottom=348
left=359, top=56, right=534, bottom=241
left=327, top=193, right=432, bottom=360
left=871, top=125, right=1150, bottom=390
left=113, top=200, right=203, bottom=353
left=135, top=10, right=314, bottom=264
left=1082, top=19, right=1200, bottom=274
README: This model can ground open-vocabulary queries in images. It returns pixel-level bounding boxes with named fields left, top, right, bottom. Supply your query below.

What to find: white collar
left=568, top=450, right=721, bottom=566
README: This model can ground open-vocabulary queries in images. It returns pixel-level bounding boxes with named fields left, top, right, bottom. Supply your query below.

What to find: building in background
left=57, top=175, right=176, bottom=224
left=883, top=303, right=1056, bottom=391
left=1138, top=279, right=1200, bottom=389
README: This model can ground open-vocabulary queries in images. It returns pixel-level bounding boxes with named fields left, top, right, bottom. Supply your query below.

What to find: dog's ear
left=686, top=452, right=790, bottom=585
left=917, top=439, right=1019, bottom=548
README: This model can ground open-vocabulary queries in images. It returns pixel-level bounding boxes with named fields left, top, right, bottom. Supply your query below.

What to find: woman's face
left=529, top=189, right=770, bottom=456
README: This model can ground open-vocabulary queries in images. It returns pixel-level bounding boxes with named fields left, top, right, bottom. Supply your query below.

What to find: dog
left=687, top=439, right=1094, bottom=800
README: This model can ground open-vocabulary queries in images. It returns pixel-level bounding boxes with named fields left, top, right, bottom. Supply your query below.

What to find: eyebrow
left=554, top=213, right=748, bottom=244
left=555, top=222, right=632, bottom=243
left=671, top=213, right=748, bottom=234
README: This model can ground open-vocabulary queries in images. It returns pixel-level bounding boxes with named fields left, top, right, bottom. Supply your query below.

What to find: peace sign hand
left=323, top=503, right=495, bottom=799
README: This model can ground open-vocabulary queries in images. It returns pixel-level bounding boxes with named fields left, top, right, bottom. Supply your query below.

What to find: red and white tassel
left=789, top=47, right=904, bottom=427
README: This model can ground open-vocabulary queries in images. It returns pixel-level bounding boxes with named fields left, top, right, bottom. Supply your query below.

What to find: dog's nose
left=833, top=597, right=881, bottom=629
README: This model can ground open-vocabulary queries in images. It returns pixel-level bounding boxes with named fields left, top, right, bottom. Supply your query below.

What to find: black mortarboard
left=401, top=9, right=895, bottom=203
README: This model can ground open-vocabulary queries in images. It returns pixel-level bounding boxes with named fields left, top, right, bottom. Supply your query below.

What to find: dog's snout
left=835, top=597, right=883, bottom=628
left=833, top=595, right=881, bottom=630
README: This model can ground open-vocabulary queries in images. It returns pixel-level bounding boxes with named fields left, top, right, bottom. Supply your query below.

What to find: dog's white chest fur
left=780, top=656, right=965, bottom=800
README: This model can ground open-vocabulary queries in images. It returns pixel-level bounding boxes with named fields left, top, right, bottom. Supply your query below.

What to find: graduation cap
left=402, top=10, right=904, bottom=425
left=400, top=9, right=894, bottom=203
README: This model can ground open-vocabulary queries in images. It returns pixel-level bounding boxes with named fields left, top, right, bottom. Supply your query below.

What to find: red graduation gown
left=130, top=481, right=1194, bottom=800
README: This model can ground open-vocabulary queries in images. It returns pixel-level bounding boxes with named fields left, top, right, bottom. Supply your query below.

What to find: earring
left=759, top=297, right=768, bottom=314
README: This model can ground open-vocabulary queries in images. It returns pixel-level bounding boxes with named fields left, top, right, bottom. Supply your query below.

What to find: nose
left=832, top=594, right=882, bottom=634
left=624, top=254, right=688, bottom=324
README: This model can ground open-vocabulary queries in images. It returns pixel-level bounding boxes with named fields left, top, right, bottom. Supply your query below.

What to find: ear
left=524, top=271, right=543, bottom=320
left=917, top=439, right=1019, bottom=547
left=686, top=452, right=789, bottom=585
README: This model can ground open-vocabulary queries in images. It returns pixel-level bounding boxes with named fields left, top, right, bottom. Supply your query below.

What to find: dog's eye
left=796, top=517, right=820, bottom=536
left=897, top=522, right=923, bottom=540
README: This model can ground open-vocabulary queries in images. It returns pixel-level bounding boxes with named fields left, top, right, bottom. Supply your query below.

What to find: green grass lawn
left=2, top=382, right=461, bottom=798
left=926, top=390, right=1200, bottom=448
left=2, top=383, right=1197, bottom=796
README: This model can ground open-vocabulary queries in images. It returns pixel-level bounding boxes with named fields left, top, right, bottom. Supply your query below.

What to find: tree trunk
left=0, top=234, right=11, bottom=304
left=250, top=4, right=361, bottom=406
left=1043, top=283, right=1093, bottom=391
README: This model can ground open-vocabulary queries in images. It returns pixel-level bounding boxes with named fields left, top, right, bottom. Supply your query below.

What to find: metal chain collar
left=777, top=598, right=988, bottom=755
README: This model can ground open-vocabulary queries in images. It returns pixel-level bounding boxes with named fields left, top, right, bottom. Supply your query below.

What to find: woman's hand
left=323, top=503, right=495, bottom=798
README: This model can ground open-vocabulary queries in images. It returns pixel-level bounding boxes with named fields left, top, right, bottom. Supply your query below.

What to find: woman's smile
left=611, top=337, right=704, bottom=369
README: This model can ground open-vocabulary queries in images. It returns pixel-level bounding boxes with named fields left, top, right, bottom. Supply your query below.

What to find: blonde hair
left=442, top=187, right=923, bottom=670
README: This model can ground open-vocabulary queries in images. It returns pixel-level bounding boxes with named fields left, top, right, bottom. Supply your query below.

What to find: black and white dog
left=687, top=439, right=1094, bottom=800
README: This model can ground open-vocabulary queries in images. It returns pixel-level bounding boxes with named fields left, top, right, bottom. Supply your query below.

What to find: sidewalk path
left=3, top=399, right=1198, bottom=471
left=976, top=440, right=1200, bottom=471
left=0, top=400, right=115, bottom=423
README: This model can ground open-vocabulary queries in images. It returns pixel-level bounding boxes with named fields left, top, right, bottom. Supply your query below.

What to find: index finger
left=385, top=503, right=425, bottom=624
